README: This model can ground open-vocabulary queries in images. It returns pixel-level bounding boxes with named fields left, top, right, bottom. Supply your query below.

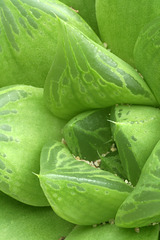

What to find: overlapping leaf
left=39, top=140, right=133, bottom=225
left=0, top=85, right=66, bottom=206
left=44, top=19, right=157, bottom=120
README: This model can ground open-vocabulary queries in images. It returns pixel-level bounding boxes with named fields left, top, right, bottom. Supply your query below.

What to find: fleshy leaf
left=63, top=108, right=113, bottom=161
left=0, top=191, right=74, bottom=240
left=100, top=152, right=127, bottom=179
left=0, top=85, right=66, bottom=206
left=65, top=223, right=159, bottom=240
left=116, top=140, right=160, bottom=228
left=44, top=19, right=157, bottom=120
left=96, top=0, right=160, bottom=66
left=134, top=17, right=160, bottom=104
left=0, top=0, right=101, bottom=88
left=110, top=105, right=160, bottom=185
left=39, top=140, right=133, bottom=225
left=59, top=0, right=99, bottom=35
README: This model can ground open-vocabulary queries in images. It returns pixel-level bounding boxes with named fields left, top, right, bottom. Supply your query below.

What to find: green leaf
left=44, top=19, right=157, bottom=120
left=59, top=0, right=99, bottom=35
left=96, top=0, right=160, bottom=66
left=63, top=108, right=113, bottom=161
left=0, top=85, right=66, bottom=206
left=100, top=152, right=127, bottom=179
left=0, top=0, right=101, bottom=88
left=134, top=17, right=160, bottom=104
left=110, top=105, right=160, bottom=185
left=39, top=140, right=133, bottom=225
left=65, top=224, right=159, bottom=240
left=0, top=191, right=75, bottom=240
left=116, top=140, right=160, bottom=228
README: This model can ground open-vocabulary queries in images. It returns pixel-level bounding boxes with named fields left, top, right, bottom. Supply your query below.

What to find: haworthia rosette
left=110, top=105, right=160, bottom=185
left=0, top=0, right=101, bottom=88
left=39, top=140, right=133, bottom=225
left=44, top=19, right=157, bottom=120
left=63, top=108, right=113, bottom=161
left=0, top=85, right=66, bottom=206
left=115, top=140, right=160, bottom=228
